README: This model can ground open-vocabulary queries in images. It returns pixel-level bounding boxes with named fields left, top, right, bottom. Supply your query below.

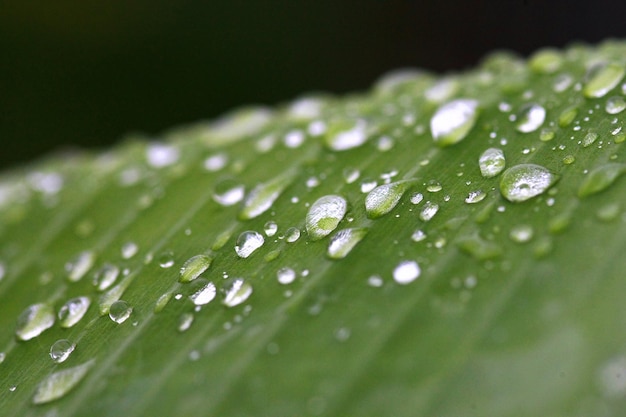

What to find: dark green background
left=1, top=0, right=625, bottom=169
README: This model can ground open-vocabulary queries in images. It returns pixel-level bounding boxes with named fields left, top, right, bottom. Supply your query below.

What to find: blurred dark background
left=2, top=0, right=626, bottom=169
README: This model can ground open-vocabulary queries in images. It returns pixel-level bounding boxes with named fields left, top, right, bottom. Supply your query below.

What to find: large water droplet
left=32, top=359, right=95, bottom=404
left=323, top=119, right=368, bottom=151
left=239, top=170, right=295, bottom=220
left=419, top=201, right=439, bottom=222
left=500, top=164, right=557, bottom=202
left=66, top=250, right=96, bottom=282
left=277, top=267, right=297, bottom=285
left=49, top=339, right=76, bottom=363
left=327, top=228, right=368, bottom=259
left=393, top=260, right=420, bottom=285
left=306, top=195, right=348, bottom=240
left=58, top=296, right=91, bottom=328
left=515, top=103, right=546, bottom=133
left=189, top=281, right=217, bottom=305
left=365, top=180, right=413, bottom=219
left=479, top=148, right=506, bottom=178
left=430, top=99, right=479, bottom=146
left=108, top=300, right=132, bottom=324
left=285, top=227, right=301, bottom=243
left=578, top=163, right=626, bottom=198
left=179, top=254, right=212, bottom=283
left=222, top=278, right=253, bottom=307
left=235, top=231, right=265, bottom=258
left=583, top=63, right=626, bottom=98
left=456, top=234, right=502, bottom=260
left=212, top=179, right=245, bottom=206
left=15, top=303, right=55, bottom=341
left=92, top=263, right=119, bottom=291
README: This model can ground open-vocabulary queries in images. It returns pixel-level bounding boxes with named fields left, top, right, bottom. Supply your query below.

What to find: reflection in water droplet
left=108, top=300, right=132, bottom=324
left=178, top=313, right=194, bottom=332
left=49, top=339, right=75, bottom=363
left=500, top=164, right=556, bottom=202
left=393, top=260, right=420, bottom=285
left=419, top=201, right=439, bottom=222
left=285, top=227, right=301, bottom=243
left=121, top=242, right=138, bottom=259
left=410, top=192, right=424, bottom=205
left=582, top=131, right=598, bottom=147
left=606, top=96, right=626, bottom=114
left=583, top=63, right=625, bottom=98
left=277, top=267, right=296, bottom=285
left=58, top=296, right=91, bottom=328
left=365, top=180, right=414, bottom=219
left=327, top=228, right=368, bottom=259
left=305, top=195, right=347, bottom=240
left=430, top=99, right=479, bottom=146
left=179, top=255, right=212, bottom=283
left=264, top=221, right=278, bottom=237
left=189, top=281, right=217, bottom=306
left=465, top=190, right=486, bottom=204
left=212, top=179, right=245, bottom=206
left=66, top=251, right=96, bottom=282
left=479, top=148, right=506, bottom=178
left=235, top=231, right=265, bottom=258
left=222, top=278, right=253, bottom=307
left=15, top=303, right=55, bottom=341
left=578, top=163, right=626, bottom=198
left=93, top=263, right=119, bottom=291
left=158, top=251, right=175, bottom=268
left=239, top=170, right=295, bottom=220
left=32, top=359, right=96, bottom=404
left=426, top=180, right=442, bottom=193
left=509, top=224, right=534, bottom=243
left=515, top=103, right=546, bottom=133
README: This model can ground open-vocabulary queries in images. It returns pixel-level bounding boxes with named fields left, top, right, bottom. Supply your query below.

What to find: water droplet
left=264, top=249, right=281, bottom=262
left=377, top=135, right=394, bottom=151
left=15, top=303, right=55, bottom=341
left=606, top=96, right=626, bottom=114
left=582, top=131, right=598, bottom=147
left=419, top=201, right=439, bottom=222
left=203, top=153, right=228, bottom=172
left=239, top=170, right=295, bottom=220
left=108, top=300, right=132, bottom=324
left=596, top=202, right=620, bottom=222
left=264, top=221, right=278, bottom=237
left=285, top=227, right=301, bottom=243
left=342, top=168, right=360, bottom=184
left=58, top=296, right=91, bottom=328
left=430, top=99, right=479, bottom=146
left=456, top=234, right=502, bottom=260
left=189, top=281, right=217, bottom=306
left=212, top=229, right=233, bottom=251
left=179, top=254, right=212, bottom=283
left=92, top=263, right=119, bottom=291
left=479, top=148, right=506, bottom=178
left=327, top=228, right=368, bottom=259
left=411, top=229, right=427, bottom=242
left=410, top=192, right=424, bottom=205
left=0, top=352, right=5, bottom=364
left=283, top=129, right=306, bottom=148
left=66, top=251, right=96, bottom=282
left=578, top=163, right=626, bottom=198
left=425, top=77, right=459, bottom=102
left=426, top=180, right=442, bottom=193
left=235, top=231, right=265, bottom=258
left=365, top=180, right=414, bottom=219
left=367, top=275, right=383, bottom=287
left=465, top=190, right=486, bottom=204
left=154, top=293, right=173, bottom=313
left=121, top=242, right=138, bottom=259
left=598, top=355, right=626, bottom=397
left=562, top=155, right=576, bottom=165
left=509, top=224, right=534, bottom=243
left=360, top=178, right=378, bottom=193
left=553, top=73, right=573, bottom=93
left=500, top=164, right=557, bottom=202
left=178, top=313, right=194, bottom=332
left=515, top=103, right=546, bottom=133
left=305, top=195, right=348, bottom=240
left=323, top=119, right=368, bottom=151
left=32, top=359, right=96, bottom=404
left=558, top=106, right=578, bottom=127
left=146, top=143, right=179, bottom=168
left=528, top=48, right=563, bottom=74
left=222, top=278, right=253, bottom=307
left=202, top=107, right=272, bottom=145
left=539, top=128, right=556, bottom=142
left=277, top=267, right=296, bottom=285
left=49, top=339, right=75, bottom=363
left=393, top=260, right=420, bottom=285
left=212, top=179, right=245, bottom=206
left=158, top=251, right=175, bottom=268
left=583, top=62, right=625, bottom=98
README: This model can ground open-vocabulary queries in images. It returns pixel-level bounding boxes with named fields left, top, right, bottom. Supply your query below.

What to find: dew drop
left=393, top=260, right=420, bottom=285
left=365, top=180, right=414, bottom=219
left=158, top=251, right=175, bottom=268
left=578, top=163, right=626, bottom=198
left=509, top=224, right=534, bottom=243
left=203, top=153, right=228, bottom=172
left=0, top=352, right=5, bottom=364
left=367, top=275, right=383, bottom=287
left=239, top=170, right=295, bottom=220
left=500, top=164, right=557, bottom=203
left=558, top=106, right=578, bottom=127
left=411, top=229, right=427, bottom=242
left=146, top=143, right=180, bottom=168
left=596, top=202, right=620, bottom=222
left=426, top=180, right=442, bottom=193
left=32, top=359, right=96, bottom=405
left=178, top=313, right=194, bottom=332
left=419, top=201, right=439, bottom=222
left=430, top=99, right=479, bottom=146
left=327, top=228, right=368, bottom=259
left=49, top=339, right=75, bottom=363
left=15, top=303, right=55, bottom=341
left=539, top=128, right=556, bottom=142
left=58, top=296, right=91, bottom=328
left=582, top=131, right=598, bottom=148
left=189, top=281, right=217, bottom=306
left=222, top=278, right=253, bottom=307
left=121, top=242, right=138, bottom=259
left=583, top=62, right=626, bottom=98
left=360, top=178, right=377, bottom=193
left=606, top=96, right=626, bottom=114
left=108, top=300, right=132, bottom=324
left=235, top=231, right=265, bottom=258
left=410, top=192, right=424, bottom=205
left=528, top=48, right=563, bottom=74
left=456, top=234, right=502, bottom=260
left=179, top=254, right=212, bottom=283
left=425, top=78, right=459, bottom=102
left=515, top=103, right=546, bottom=133
left=277, top=267, right=297, bottom=285
left=342, top=168, right=360, bottom=184
left=92, top=263, right=119, bottom=291
left=479, top=148, right=506, bottom=178
left=465, top=190, right=486, bottom=204
left=264, top=221, right=278, bottom=237
left=212, top=179, right=245, bottom=206
left=305, top=195, right=348, bottom=240
left=154, top=293, right=173, bottom=313
left=323, top=119, right=368, bottom=151
left=66, top=250, right=96, bottom=282
left=553, top=73, right=573, bottom=93
left=285, top=227, right=301, bottom=243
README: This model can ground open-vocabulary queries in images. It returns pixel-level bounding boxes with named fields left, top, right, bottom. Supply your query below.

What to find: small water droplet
left=15, top=303, right=55, bottom=341
left=578, top=163, right=626, bottom=198
left=430, top=99, right=479, bottom=146
left=342, top=168, right=360, bottom=184
left=479, top=148, right=506, bottom=178
left=509, top=224, right=534, bottom=243
left=235, top=231, right=265, bottom=258
left=419, top=201, right=439, bottom=222
left=121, top=242, right=138, bottom=259
left=553, top=73, right=573, bottom=93
left=410, top=192, right=424, bottom=205
left=239, top=170, right=295, bottom=220
left=158, top=251, right=175, bottom=268
left=606, top=96, right=626, bottom=114
left=146, top=143, right=179, bottom=168
left=306, top=195, right=348, bottom=240
left=323, top=119, right=368, bottom=151
left=558, top=106, right=578, bottom=127
left=529, top=48, right=563, bottom=74
left=212, top=179, right=245, bottom=206
left=49, top=339, right=75, bottom=363
left=539, top=127, right=556, bottom=142
left=92, top=263, right=119, bottom=291
left=393, top=260, right=421, bottom=285
left=58, top=296, right=91, bottom=328
left=377, top=136, right=394, bottom=151
left=598, top=355, right=626, bottom=397
left=32, top=359, right=96, bottom=404
left=222, top=278, right=253, bottom=307
left=425, top=77, right=459, bottom=102
left=562, top=155, right=576, bottom=165
left=367, top=275, right=383, bottom=287
left=500, top=164, right=557, bottom=202
left=583, top=63, right=626, bottom=98
left=108, top=300, right=132, bottom=324
left=179, top=254, right=212, bottom=283
left=203, top=153, right=228, bottom=172
left=426, top=180, right=442, bottom=193
left=596, top=202, right=620, bottom=222
left=411, top=229, right=427, bottom=242
left=334, top=327, right=351, bottom=342
left=465, top=190, right=486, bottom=204
left=277, top=267, right=297, bottom=285
left=262, top=222, right=278, bottom=238
left=305, top=176, right=320, bottom=189
left=582, top=131, right=599, bottom=147
left=456, top=233, right=502, bottom=260
left=360, top=178, right=377, bottom=193
left=283, top=129, right=306, bottom=148
left=66, top=251, right=96, bottom=282
left=327, top=228, right=368, bottom=259
left=178, top=313, right=194, bottom=332
left=365, top=180, right=414, bottom=219
left=154, top=292, right=173, bottom=313
left=515, top=103, right=546, bottom=133
left=189, top=281, right=216, bottom=305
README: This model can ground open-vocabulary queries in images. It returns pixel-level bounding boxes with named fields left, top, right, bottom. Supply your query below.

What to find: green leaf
left=2, top=40, right=626, bottom=417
